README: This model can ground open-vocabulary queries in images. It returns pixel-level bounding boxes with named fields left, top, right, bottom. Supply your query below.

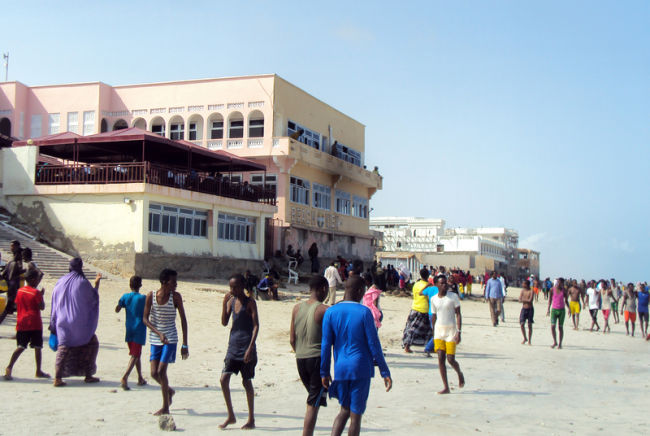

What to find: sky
left=2, top=1, right=649, bottom=281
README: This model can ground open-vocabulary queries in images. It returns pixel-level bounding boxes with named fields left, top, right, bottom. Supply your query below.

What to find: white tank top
left=149, top=291, right=178, bottom=345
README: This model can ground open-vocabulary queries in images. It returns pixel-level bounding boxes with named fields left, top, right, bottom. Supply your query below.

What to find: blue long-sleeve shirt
left=320, top=301, right=390, bottom=380
left=485, top=278, right=503, bottom=299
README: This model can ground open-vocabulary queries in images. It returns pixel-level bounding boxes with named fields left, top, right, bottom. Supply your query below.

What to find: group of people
left=481, top=272, right=650, bottom=349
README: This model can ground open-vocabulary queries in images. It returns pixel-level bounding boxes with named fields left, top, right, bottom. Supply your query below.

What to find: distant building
left=0, top=75, right=382, bottom=269
left=370, top=217, right=539, bottom=282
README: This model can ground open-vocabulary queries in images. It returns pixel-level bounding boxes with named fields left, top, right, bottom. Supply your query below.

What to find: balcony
left=273, top=137, right=382, bottom=190
left=35, top=162, right=276, bottom=205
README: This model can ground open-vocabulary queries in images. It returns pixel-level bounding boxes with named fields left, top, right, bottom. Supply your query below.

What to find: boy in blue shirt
left=115, top=276, right=147, bottom=390
left=321, top=276, right=392, bottom=436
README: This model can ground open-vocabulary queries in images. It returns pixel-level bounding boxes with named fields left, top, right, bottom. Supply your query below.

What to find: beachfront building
left=0, top=75, right=382, bottom=265
left=370, top=217, right=537, bottom=280
left=0, top=129, right=276, bottom=277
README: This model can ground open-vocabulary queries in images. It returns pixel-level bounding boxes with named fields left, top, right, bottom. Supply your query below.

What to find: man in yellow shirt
left=401, top=268, right=432, bottom=353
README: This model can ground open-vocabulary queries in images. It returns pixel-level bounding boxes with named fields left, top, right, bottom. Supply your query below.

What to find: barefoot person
left=143, top=268, right=189, bottom=416
left=50, top=258, right=102, bottom=387
left=115, top=275, right=147, bottom=390
left=290, top=275, right=329, bottom=436
left=484, top=271, right=504, bottom=327
left=637, top=283, right=649, bottom=338
left=620, top=283, right=637, bottom=337
left=430, top=275, right=465, bottom=394
left=219, top=274, right=259, bottom=430
left=401, top=268, right=432, bottom=353
left=321, top=276, right=392, bottom=436
left=547, top=278, right=570, bottom=349
left=518, top=280, right=534, bottom=345
left=600, top=281, right=614, bottom=334
left=568, top=281, right=582, bottom=330
left=4, top=268, right=50, bottom=380
left=584, top=281, right=601, bottom=332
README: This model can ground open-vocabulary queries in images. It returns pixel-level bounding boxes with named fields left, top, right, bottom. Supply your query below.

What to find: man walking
left=430, top=275, right=464, bottom=394
left=290, top=276, right=329, bottom=436
left=324, top=262, right=344, bottom=305
left=568, top=281, right=582, bottom=330
left=484, top=271, right=503, bottom=327
left=321, top=276, right=392, bottom=436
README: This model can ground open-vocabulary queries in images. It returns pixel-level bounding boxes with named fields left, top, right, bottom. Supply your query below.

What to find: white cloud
left=520, top=232, right=547, bottom=249
left=611, top=238, right=634, bottom=253
left=333, top=25, right=375, bottom=44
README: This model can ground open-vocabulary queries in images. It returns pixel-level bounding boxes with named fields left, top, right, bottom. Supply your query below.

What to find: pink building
left=0, top=75, right=382, bottom=268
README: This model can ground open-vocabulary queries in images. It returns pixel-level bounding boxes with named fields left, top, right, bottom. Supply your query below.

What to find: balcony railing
left=35, top=162, right=276, bottom=205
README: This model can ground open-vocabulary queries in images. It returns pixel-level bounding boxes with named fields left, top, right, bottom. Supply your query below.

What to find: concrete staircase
left=0, top=224, right=102, bottom=281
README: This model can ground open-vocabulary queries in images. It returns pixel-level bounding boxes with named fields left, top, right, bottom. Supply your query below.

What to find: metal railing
left=35, top=162, right=276, bottom=205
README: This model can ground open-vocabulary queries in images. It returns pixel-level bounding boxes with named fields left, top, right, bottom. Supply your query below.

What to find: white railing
left=207, top=140, right=223, bottom=150
left=227, top=102, right=244, bottom=109
left=247, top=139, right=263, bottom=148
left=226, top=139, right=243, bottom=149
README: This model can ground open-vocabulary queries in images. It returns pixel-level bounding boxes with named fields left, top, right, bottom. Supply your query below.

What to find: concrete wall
left=134, top=253, right=264, bottom=280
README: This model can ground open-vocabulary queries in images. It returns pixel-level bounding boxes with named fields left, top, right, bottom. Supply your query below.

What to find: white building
left=370, top=217, right=524, bottom=277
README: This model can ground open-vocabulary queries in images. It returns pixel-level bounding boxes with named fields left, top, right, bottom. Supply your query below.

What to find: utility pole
left=2, top=53, right=8, bottom=82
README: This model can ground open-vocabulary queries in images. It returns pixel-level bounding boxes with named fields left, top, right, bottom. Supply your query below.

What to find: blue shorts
left=150, top=343, right=177, bottom=364
left=328, top=378, right=372, bottom=415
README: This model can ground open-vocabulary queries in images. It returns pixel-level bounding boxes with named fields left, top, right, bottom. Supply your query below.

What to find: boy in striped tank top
left=143, top=269, right=189, bottom=416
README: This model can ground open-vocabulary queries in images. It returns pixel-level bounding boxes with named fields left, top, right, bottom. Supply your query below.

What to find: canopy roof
left=13, top=127, right=265, bottom=172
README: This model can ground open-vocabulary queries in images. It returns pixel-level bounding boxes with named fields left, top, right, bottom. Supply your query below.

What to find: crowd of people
left=2, top=244, right=648, bottom=435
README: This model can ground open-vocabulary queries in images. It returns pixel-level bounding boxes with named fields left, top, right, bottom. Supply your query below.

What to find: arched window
left=208, top=113, right=224, bottom=139
left=228, top=111, right=244, bottom=138
left=248, top=110, right=264, bottom=138
left=150, top=116, right=166, bottom=137
left=113, top=119, right=128, bottom=130
left=168, top=115, right=185, bottom=140
left=187, top=114, right=204, bottom=141
left=132, top=118, right=147, bottom=130
left=100, top=118, right=108, bottom=133
left=0, top=117, right=11, bottom=136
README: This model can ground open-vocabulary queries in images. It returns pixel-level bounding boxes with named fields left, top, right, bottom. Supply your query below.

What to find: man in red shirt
left=4, top=269, right=50, bottom=380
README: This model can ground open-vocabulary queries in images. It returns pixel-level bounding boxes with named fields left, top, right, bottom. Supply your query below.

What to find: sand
left=0, top=277, right=648, bottom=435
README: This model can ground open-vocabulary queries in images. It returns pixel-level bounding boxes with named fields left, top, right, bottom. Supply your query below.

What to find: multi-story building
left=0, top=75, right=382, bottom=266
left=370, top=217, right=535, bottom=280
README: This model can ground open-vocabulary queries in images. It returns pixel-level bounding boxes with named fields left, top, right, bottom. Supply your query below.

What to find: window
left=248, top=111, right=264, bottom=137
left=332, top=142, right=362, bottom=167
left=313, top=183, right=331, bottom=210
left=217, top=213, right=256, bottom=243
left=67, top=112, right=78, bottom=133
left=30, top=115, right=42, bottom=138
left=82, top=111, right=95, bottom=135
left=229, top=112, right=244, bottom=138
left=287, top=120, right=321, bottom=149
left=223, top=174, right=242, bottom=183
left=352, top=196, right=368, bottom=218
left=290, top=176, right=310, bottom=205
left=170, top=123, right=184, bottom=140
left=148, top=203, right=208, bottom=238
left=335, top=190, right=351, bottom=215
left=210, top=120, right=224, bottom=139
left=152, top=123, right=165, bottom=137
left=250, top=173, right=277, bottom=196
left=48, top=113, right=60, bottom=134
left=188, top=123, right=198, bottom=140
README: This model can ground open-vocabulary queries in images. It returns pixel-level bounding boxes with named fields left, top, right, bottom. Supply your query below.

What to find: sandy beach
left=0, top=276, right=648, bottom=435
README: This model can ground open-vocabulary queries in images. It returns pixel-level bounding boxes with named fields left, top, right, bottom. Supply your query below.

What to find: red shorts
left=128, top=341, right=142, bottom=357
left=624, top=311, right=636, bottom=323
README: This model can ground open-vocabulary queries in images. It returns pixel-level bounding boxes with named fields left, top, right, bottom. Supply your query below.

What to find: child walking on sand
left=115, top=275, right=147, bottom=390
left=219, top=274, right=259, bottom=430
left=4, top=268, right=50, bottom=380
left=143, top=269, right=189, bottom=416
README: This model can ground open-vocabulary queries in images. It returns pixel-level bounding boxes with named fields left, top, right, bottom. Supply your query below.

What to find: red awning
left=13, top=127, right=265, bottom=173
